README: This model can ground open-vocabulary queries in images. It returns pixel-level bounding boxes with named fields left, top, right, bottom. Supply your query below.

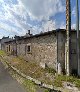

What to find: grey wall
left=70, top=32, right=77, bottom=74
left=57, top=31, right=65, bottom=72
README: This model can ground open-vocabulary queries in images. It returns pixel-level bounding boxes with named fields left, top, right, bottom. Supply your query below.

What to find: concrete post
left=58, top=63, right=62, bottom=75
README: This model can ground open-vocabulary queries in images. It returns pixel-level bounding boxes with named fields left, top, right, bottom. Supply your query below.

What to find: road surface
left=0, top=61, right=26, bottom=92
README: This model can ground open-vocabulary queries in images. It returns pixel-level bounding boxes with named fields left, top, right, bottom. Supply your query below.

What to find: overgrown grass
left=54, top=75, right=73, bottom=87
left=1, top=50, right=80, bottom=89
left=45, top=66, right=56, bottom=75
left=73, top=79, right=80, bottom=88
left=23, top=79, right=50, bottom=92
left=0, top=50, right=6, bottom=56
left=11, top=56, right=55, bottom=84
left=44, top=89, right=49, bottom=92
left=23, top=79, right=37, bottom=92
left=54, top=75, right=80, bottom=88
left=0, top=53, right=55, bottom=85
left=9, top=68, right=47, bottom=92
left=23, top=79, right=51, bottom=92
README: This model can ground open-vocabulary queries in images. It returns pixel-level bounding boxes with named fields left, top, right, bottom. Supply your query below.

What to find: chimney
left=28, top=30, right=30, bottom=35
left=12, top=37, right=13, bottom=39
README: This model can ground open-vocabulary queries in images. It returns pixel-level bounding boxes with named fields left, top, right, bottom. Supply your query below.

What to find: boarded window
left=27, top=43, right=31, bottom=54
left=27, top=45, right=31, bottom=52
left=7, top=47, right=8, bottom=52
left=25, top=46, right=26, bottom=55
left=9, top=45, right=10, bottom=51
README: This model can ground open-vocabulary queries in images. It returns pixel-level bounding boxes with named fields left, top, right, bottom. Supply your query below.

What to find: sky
left=0, top=0, right=80, bottom=38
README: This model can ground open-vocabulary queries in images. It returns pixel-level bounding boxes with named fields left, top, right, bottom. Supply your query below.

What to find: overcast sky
left=0, top=0, right=80, bottom=38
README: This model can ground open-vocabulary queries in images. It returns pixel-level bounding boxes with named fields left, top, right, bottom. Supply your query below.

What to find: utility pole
left=65, top=0, right=71, bottom=76
left=76, top=0, right=80, bottom=76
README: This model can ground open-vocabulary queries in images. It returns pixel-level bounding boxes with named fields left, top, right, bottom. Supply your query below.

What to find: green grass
left=55, top=75, right=75, bottom=82
left=73, top=79, right=80, bottom=88
left=44, top=89, right=49, bottom=92
left=23, top=79, right=51, bottom=92
left=45, top=66, right=56, bottom=74
left=0, top=50, right=6, bottom=56
left=54, top=75, right=80, bottom=88
left=23, top=79, right=37, bottom=92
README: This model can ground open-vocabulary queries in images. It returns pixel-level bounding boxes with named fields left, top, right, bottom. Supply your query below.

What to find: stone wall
left=3, top=30, right=80, bottom=75
left=31, top=34, right=57, bottom=69
left=3, top=31, right=68, bottom=72
left=16, top=33, right=57, bottom=70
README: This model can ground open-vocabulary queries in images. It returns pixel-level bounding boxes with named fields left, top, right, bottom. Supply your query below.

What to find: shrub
left=45, top=66, right=56, bottom=74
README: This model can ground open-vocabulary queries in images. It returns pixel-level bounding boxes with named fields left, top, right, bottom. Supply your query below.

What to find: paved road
left=0, top=61, right=26, bottom=92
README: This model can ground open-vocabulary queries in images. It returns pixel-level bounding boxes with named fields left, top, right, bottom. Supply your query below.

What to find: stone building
left=1, top=36, right=12, bottom=51
left=2, top=29, right=79, bottom=75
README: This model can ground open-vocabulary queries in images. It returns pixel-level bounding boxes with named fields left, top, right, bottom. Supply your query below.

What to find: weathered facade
left=2, top=29, right=79, bottom=75
left=1, top=36, right=12, bottom=51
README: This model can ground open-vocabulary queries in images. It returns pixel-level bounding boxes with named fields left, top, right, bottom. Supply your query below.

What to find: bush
left=45, top=67, right=56, bottom=74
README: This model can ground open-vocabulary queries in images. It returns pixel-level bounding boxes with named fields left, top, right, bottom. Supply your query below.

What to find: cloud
left=71, top=23, right=80, bottom=30
left=72, top=7, right=76, bottom=17
left=42, top=20, right=56, bottom=32
left=0, top=0, right=31, bottom=36
left=60, top=22, right=65, bottom=29
left=0, top=0, right=66, bottom=38
left=20, top=0, right=65, bottom=21
left=0, top=33, right=4, bottom=39
left=0, top=22, right=22, bottom=35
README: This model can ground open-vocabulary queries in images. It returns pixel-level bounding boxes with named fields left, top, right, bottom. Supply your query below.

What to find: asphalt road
left=0, top=61, right=26, bottom=92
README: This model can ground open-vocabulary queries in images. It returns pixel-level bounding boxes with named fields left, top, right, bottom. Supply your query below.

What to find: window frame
left=9, top=45, right=10, bottom=51
left=27, top=44, right=31, bottom=54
